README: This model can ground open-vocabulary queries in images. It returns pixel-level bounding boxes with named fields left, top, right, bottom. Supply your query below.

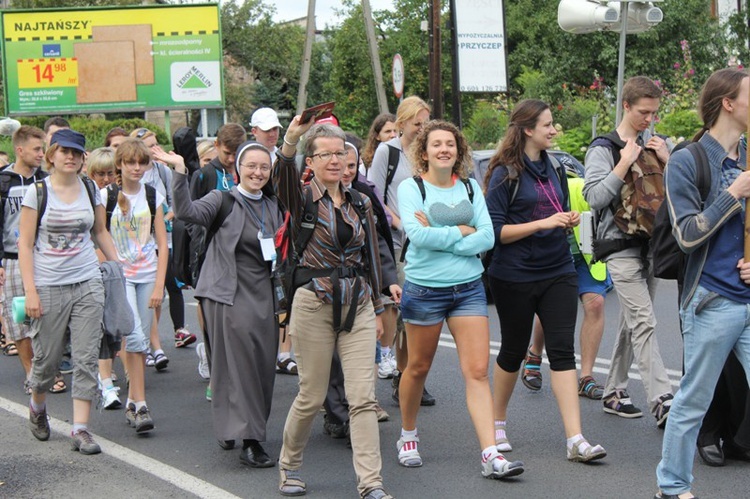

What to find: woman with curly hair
left=395, top=120, right=524, bottom=479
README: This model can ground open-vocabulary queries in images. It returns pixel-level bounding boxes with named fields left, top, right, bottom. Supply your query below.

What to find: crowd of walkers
left=1, top=66, right=749, bottom=499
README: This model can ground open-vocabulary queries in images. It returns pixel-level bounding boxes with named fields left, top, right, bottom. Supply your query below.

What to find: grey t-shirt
left=2, top=166, right=45, bottom=256
left=22, top=177, right=102, bottom=286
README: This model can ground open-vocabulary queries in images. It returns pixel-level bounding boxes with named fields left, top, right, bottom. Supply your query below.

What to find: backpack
left=399, top=175, right=475, bottom=262
left=651, top=141, right=710, bottom=281
left=104, top=183, right=157, bottom=233
left=274, top=185, right=372, bottom=332
left=382, top=144, right=401, bottom=203
left=590, top=131, right=666, bottom=238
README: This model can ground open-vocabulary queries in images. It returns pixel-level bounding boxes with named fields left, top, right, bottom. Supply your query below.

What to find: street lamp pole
left=615, top=1, right=630, bottom=125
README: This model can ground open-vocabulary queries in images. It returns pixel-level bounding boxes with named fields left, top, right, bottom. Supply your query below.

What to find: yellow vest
left=568, top=177, right=607, bottom=281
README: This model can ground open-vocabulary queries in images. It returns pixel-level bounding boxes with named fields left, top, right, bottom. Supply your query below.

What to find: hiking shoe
left=397, top=434, right=422, bottom=467
left=134, top=406, right=154, bottom=433
left=145, top=351, right=155, bottom=367
left=375, top=403, right=390, bottom=422
left=153, top=352, right=169, bottom=371
left=71, top=429, right=101, bottom=455
left=323, top=415, right=349, bottom=439
left=603, top=390, right=643, bottom=418
left=567, top=436, right=607, bottom=462
left=29, top=405, right=50, bottom=441
left=196, top=342, right=210, bottom=379
left=655, top=393, right=674, bottom=429
left=521, top=348, right=542, bottom=391
left=421, top=386, right=436, bottom=406
left=174, top=328, right=197, bottom=348
left=481, top=454, right=525, bottom=479
left=578, top=375, right=604, bottom=400
left=378, top=351, right=397, bottom=379
left=125, top=403, right=136, bottom=427
left=279, top=468, right=306, bottom=497
left=206, top=386, right=212, bottom=401
left=59, top=358, right=73, bottom=374
left=362, top=488, right=394, bottom=499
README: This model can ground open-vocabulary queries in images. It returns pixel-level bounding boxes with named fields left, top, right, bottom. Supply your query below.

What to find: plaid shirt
left=275, top=152, right=383, bottom=313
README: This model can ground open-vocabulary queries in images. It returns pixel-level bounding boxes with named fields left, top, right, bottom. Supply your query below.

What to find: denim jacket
left=665, top=132, right=747, bottom=309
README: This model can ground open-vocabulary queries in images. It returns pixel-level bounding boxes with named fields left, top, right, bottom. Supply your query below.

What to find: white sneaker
left=378, top=352, right=396, bottom=379
left=98, top=375, right=122, bottom=410
left=196, top=342, right=210, bottom=379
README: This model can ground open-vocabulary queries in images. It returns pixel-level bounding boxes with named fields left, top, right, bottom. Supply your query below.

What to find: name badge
left=260, top=237, right=275, bottom=262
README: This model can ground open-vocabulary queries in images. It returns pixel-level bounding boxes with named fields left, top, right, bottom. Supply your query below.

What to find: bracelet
left=283, top=136, right=299, bottom=147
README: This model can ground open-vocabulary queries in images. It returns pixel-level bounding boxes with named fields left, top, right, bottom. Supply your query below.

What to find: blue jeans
left=656, top=284, right=750, bottom=494
left=400, top=278, right=487, bottom=326
left=124, top=280, right=155, bottom=353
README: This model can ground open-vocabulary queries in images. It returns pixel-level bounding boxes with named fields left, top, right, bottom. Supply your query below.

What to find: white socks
left=567, top=433, right=591, bottom=453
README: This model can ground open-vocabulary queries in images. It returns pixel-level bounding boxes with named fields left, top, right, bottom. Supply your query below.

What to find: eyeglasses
left=240, top=164, right=271, bottom=172
left=311, top=151, right=348, bottom=162
left=93, top=171, right=116, bottom=178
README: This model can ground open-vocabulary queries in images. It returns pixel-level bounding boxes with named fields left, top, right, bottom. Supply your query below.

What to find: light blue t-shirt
left=397, top=176, right=494, bottom=287
left=22, top=177, right=102, bottom=286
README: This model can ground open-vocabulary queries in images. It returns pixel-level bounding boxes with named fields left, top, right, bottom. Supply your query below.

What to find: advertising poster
left=454, top=0, right=508, bottom=93
left=1, top=4, right=223, bottom=116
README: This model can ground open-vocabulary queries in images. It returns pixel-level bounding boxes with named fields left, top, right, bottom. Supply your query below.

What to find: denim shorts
left=574, top=252, right=613, bottom=296
left=400, top=278, right=487, bottom=326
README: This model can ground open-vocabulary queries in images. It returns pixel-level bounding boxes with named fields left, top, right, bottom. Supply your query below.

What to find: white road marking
left=0, top=397, right=242, bottom=499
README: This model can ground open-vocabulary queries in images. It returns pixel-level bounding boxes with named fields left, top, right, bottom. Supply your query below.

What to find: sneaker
left=567, top=436, right=607, bottom=462
left=145, top=351, right=155, bottom=367
left=153, top=352, right=169, bottom=371
left=603, top=390, right=643, bottom=418
left=578, top=375, right=604, bottom=400
left=521, top=348, right=542, bottom=391
left=206, top=386, right=212, bottom=401
left=196, top=342, right=210, bottom=379
left=362, top=488, right=394, bottom=499
left=174, top=327, right=197, bottom=348
left=481, top=454, right=525, bottom=479
left=71, top=429, right=101, bottom=455
left=134, top=406, right=154, bottom=433
left=29, top=405, right=50, bottom=441
left=378, top=352, right=396, bottom=379
left=375, top=403, right=390, bottom=422
left=125, top=403, right=136, bottom=427
left=655, top=393, right=674, bottom=429
left=101, top=384, right=122, bottom=410
left=397, top=434, right=422, bottom=467
left=59, top=358, right=73, bottom=375
left=323, top=415, right=349, bottom=439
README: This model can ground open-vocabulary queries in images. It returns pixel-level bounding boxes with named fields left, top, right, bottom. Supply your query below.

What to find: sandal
left=578, top=375, right=604, bottom=400
left=0, top=331, right=6, bottom=349
left=24, top=379, right=32, bottom=395
left=276, top=357, right=298, bottom=375
left=49, top=375, right=67, bottom=394
left=521, top=348, right=542, bottom=391
left=567, top=436, right=607, bottom=462
left=279, top=468, right=306, bottom=497
left=397, top=434, right=422, bottom=467
left=3, top=342, right=18, bottom=356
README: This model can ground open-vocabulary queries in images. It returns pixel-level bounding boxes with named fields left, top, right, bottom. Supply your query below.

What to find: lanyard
left=536, top=177, right=563, bottom=213
left=242, top=196, right=266, bottom=238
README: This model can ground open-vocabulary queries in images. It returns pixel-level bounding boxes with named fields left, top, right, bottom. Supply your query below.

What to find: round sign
left=392, top=54, right=404, bottom=99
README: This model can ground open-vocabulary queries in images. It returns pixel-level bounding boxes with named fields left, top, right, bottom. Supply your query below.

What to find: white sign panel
left=455, top=0, right=507, bottom=93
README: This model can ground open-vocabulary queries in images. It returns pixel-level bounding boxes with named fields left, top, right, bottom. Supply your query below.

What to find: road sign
left=392, top=54, right=404, bottom=99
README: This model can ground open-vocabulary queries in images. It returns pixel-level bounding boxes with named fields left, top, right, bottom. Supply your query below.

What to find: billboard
left=1, top=4, right=224, bottom=116
left=455, top=0, right=508, bottom=93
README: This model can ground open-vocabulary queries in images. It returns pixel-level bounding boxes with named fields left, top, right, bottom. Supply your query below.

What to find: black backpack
left=651, top=141, right=710, bottom=282
left=382, top=144, right=401, bottom=203
left=104, top=184, right=157, bottom=233
left=33, top=176, right=97, bottom=236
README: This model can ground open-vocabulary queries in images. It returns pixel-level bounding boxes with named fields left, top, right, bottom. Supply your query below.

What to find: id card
left=260, top=237, right=276, bottom=262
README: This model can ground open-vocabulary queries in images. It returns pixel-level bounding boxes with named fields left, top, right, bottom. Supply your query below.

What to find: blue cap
left=50, top=129, right=86, bottom=153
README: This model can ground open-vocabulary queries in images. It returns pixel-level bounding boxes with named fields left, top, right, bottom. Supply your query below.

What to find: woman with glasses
left=275, top=121, right=392, bottom=499
left=157, top=141, right=283, bottom=468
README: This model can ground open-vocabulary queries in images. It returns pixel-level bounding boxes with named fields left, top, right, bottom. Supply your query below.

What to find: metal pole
left=296, top=0, right=316, bottom=115
left=448, top=0, right=462, bottom=127
left=615, top=1, right=629, bottom=126
left=428, top=0, right=442, bottom=118
left=363, top=0, right=389, bottom=114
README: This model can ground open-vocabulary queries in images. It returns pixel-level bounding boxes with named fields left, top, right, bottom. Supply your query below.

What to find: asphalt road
left=1, top=280, right=747, bottom=499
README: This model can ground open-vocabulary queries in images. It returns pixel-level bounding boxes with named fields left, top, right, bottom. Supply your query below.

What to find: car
left=470, top=149, right=585, bottom=187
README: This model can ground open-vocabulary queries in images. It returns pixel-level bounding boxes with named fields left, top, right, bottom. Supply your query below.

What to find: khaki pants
left=280, top=288, right=383, bottom=496
left=604, top=257, right=672, bottom=414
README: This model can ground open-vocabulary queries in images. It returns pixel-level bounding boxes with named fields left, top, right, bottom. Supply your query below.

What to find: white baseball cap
left=250, top=108, right=282, bottom=131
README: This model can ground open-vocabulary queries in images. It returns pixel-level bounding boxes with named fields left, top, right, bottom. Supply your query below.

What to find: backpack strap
left=35, top=180, right=47, bottom=234
left=590, top=131, right=625, bottom=168
left=205, top=190, right=235, bottom=251
left=686, top=142, right=711, bottom=203
left=81, top=176, right=97, bottom=212
left=294, top=185, right=319, bottom=257
left=383, top=144, right=400, bottom=203
left=105, top=184, right=119, bottom=232
left=145, top=184, right=157, bottom=234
